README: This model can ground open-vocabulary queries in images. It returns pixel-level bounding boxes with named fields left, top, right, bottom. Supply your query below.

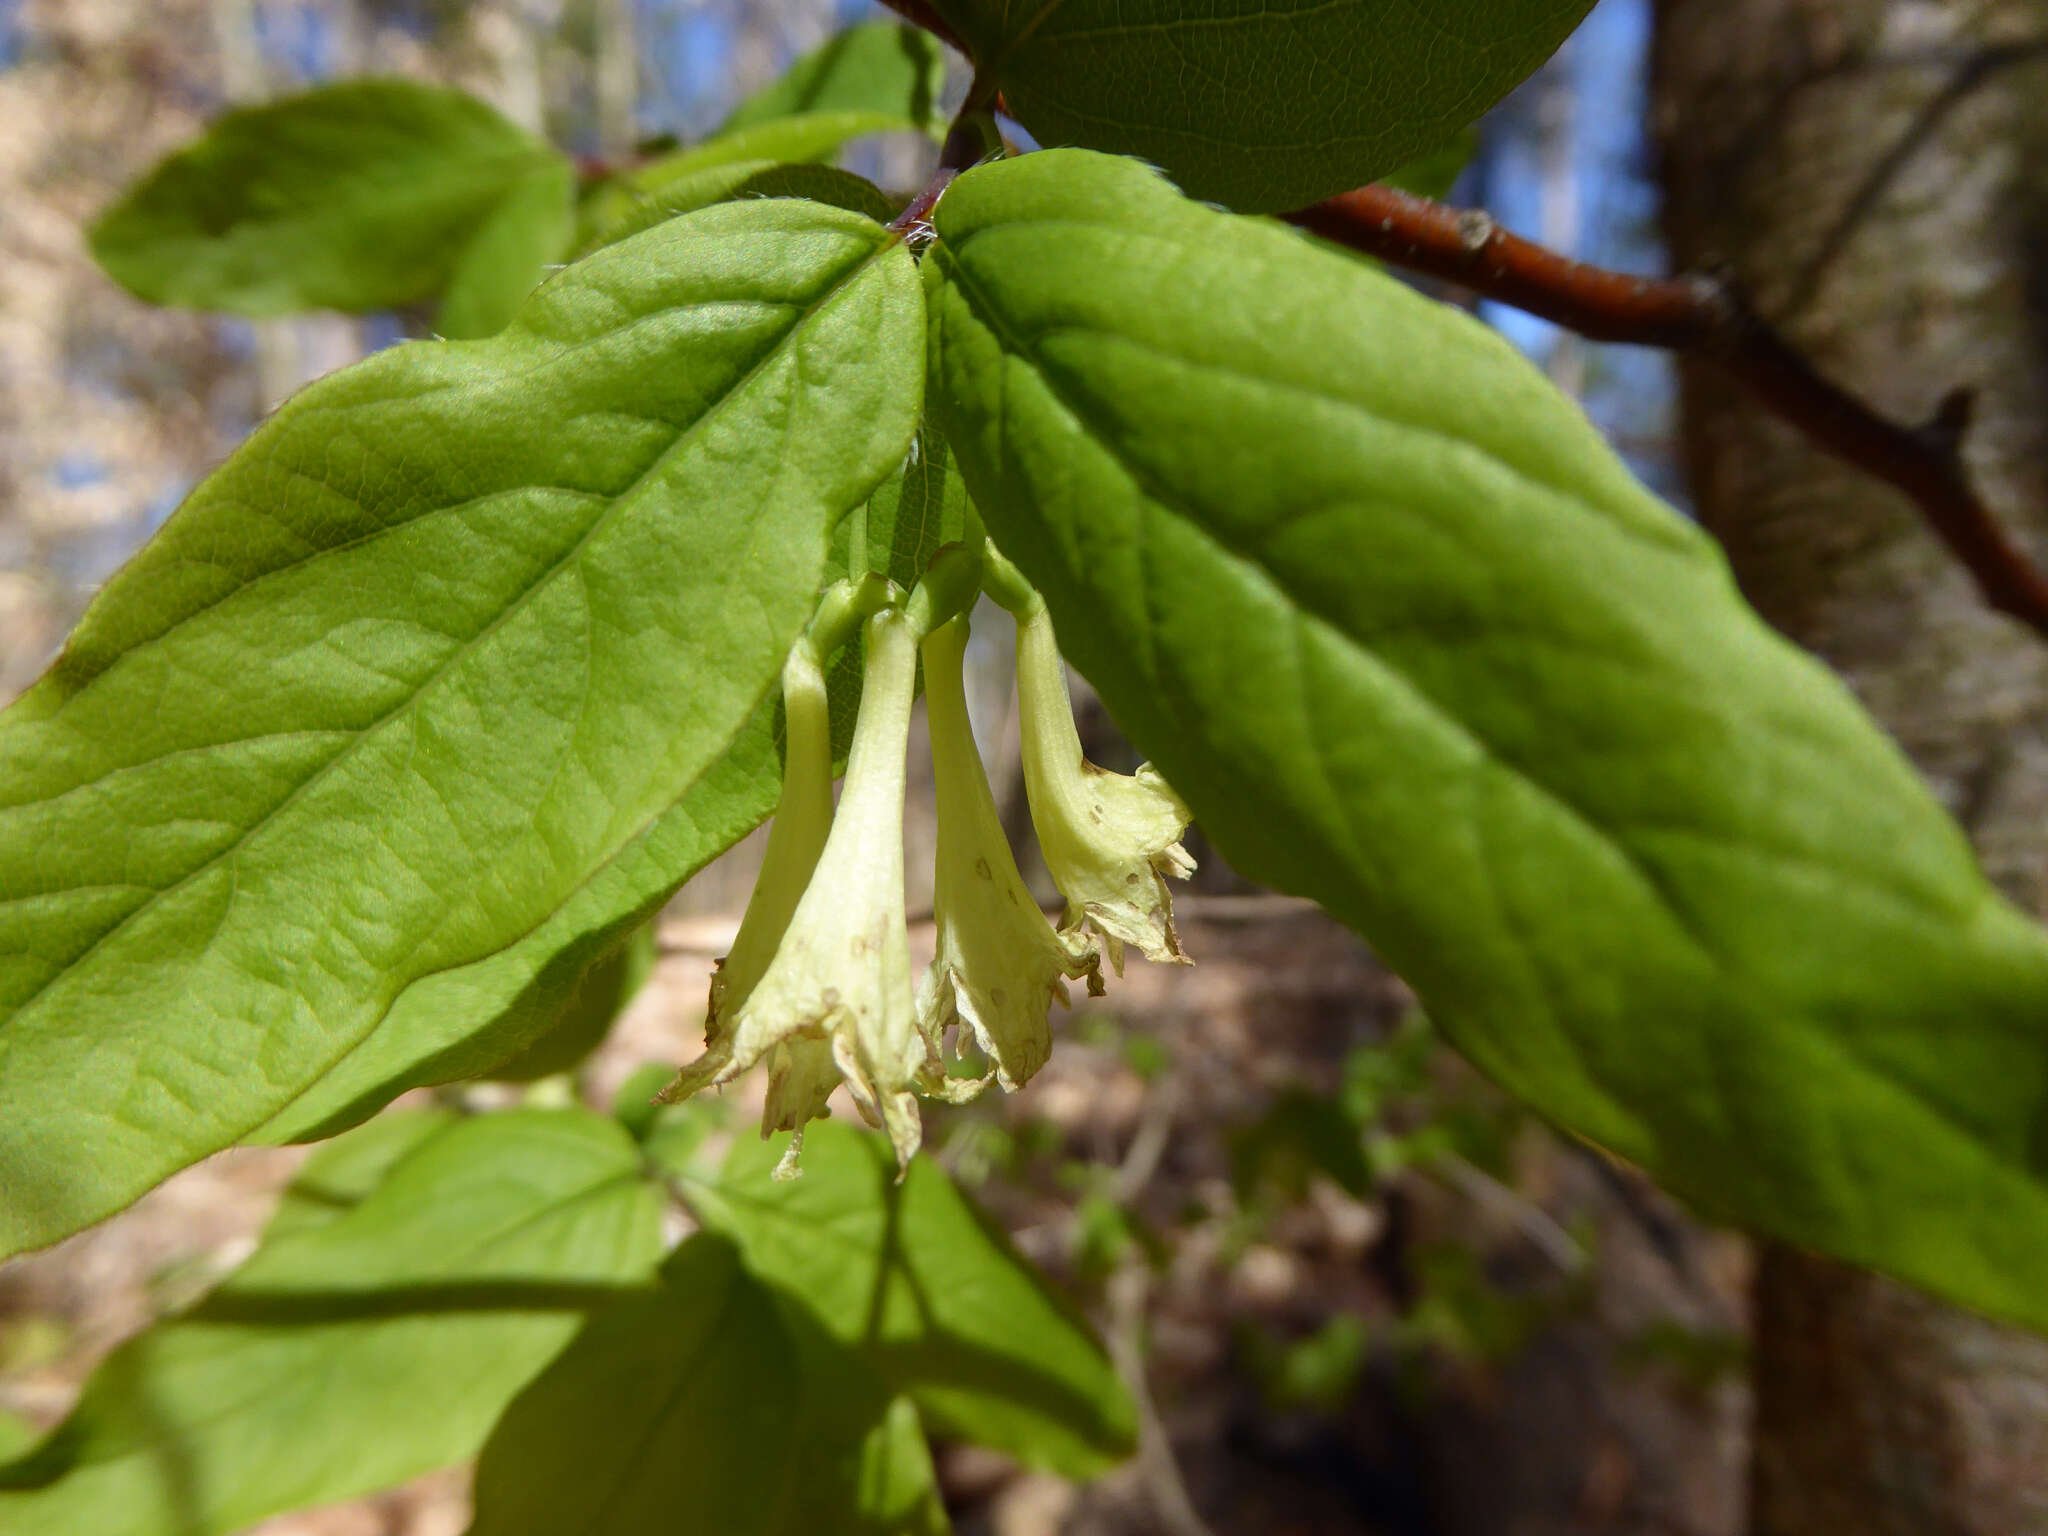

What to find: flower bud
left=916, top=617, right=1099, bottom=1095
left=1015, top=602, right=1195, bottom=972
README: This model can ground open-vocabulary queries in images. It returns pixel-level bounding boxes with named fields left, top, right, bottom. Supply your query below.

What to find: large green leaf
left=722, top=20, right=948, bottom=134
left=89, top=79, right=574, bottom=337
left=0, top=1110, right=663, bottom=1536
left=0, top=199, right=923, bottom=1257
left=467, top=1234, right=949, bottom=1536
left=924, top=0, right=1592, bottom=212
left=678, top=1119, right=1135, bottom=1476
left=258, top=703, right=782, bottom=1143
left=924, top=150, right=2048, bottom=1330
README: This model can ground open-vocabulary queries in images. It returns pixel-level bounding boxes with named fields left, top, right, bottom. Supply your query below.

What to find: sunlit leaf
left=925, top=149, right=2048, bottom=1331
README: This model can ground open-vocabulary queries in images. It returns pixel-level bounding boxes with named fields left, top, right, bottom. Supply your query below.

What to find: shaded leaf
left=1380, top=128, right=1479, bottom=202
left=865, top=427, right=972, bottom=585
left=483, top=921, right=657, bottom=1083
left=0, top=1110, right=662, bottom=1536
left=577, top=114, right=909, bottom=249
left=0, top=199, right=923, bottom=1255
left=924, top=150, right=2048, bottom=1331
left=723, top=21, right=948, bottom=135
left=261, top=1106, right=458, bottom=1243
left=467, top=1234, right=949, bottom=1536
left=572, top=159, right=895, bottom=259
left=437, top=153, right=577, bottom=337
left=679, top=1119, right=1135, bottom=1476
left=924, top=0, right=1593, bottom=212
left=90, top=79, right=573, bottom=335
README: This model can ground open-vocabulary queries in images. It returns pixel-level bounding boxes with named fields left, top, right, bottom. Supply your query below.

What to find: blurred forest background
left=5, top=0, right=2044, bottom=1531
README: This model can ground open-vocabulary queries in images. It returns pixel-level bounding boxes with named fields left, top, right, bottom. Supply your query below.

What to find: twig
left=1106, top=1264, right=1217, bottom=1536
left=1438, top=1152, right=1585, bottom=1276
left=887, top=111, right=994, bottom=234
left=1284, top=183, right=2048, bottom=643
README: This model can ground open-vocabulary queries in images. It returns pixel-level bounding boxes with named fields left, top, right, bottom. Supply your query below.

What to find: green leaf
left=89, top=79, right=574, bottom=335
left=437, top=153, right=577, bottom=337
left=483, top=920, right=656, bottom=1083
left=467, top=1234, right=949, bottom=1536
left=573, top=159, right=895, bottom=259
left=577, top=114, right=909, bottom=251
left=1380, top=128, right=1479, bottom=202
left=0, top=198, right=923, bottom=1257
left=924, top=150, right=2048, bottom=1332
left=0, top=1109, right=663, bottom=1536
left=723, top=21, right=948, bottom=135
left=259, top=703, right=782, bottom=1143
left=679, top=1119, right=1136, bottom=1476
left=0, top=1415, right=36, bottom=1466
left=865, top=427, right=972, bottom=586
left=924, top=0, right=1593, bottom=212
left=261, top=1105, right=457, bottom=1242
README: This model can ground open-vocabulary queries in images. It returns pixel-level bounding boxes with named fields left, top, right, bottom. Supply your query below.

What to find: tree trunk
left=1653, top=0, right=2048, bottom=1529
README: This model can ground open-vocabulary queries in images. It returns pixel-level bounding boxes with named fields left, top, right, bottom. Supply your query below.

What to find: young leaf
left=572, top=159, right=894, bottom=258
left=437, top=153, right=578, bottom=338
left=923, top=0, right=1592, bottom=213
left=467, top=1233, right=949, bottom=1536
left=0, top=198, right=923, bottom=1258
left=576, top=114, right=909, bottom=249
left=677, top=1119, right=1136, bottom=1477
left=924, top=150, right=2048, bottom=1332
left=0, top=1110, right=663, bottom=1536
left=722, top=20, right=948, bottom=135
left=89, top=79, right=574, bottom=337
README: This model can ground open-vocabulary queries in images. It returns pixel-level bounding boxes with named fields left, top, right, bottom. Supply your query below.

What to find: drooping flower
left=1014, top=599, right=1196, bottom=972
left=915, top=616, right=1099, bottom=1096
left=663, top=608, right=931, bottom=1171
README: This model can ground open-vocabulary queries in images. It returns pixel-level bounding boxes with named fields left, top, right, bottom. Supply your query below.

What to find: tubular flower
left=1014, top=600, right=1196, bottom=972
left=915, top=617, right=1099, bottom=1096
left=663, top=609, right=931, bottom=1171
left=664, top=635, right=839, bottom=1145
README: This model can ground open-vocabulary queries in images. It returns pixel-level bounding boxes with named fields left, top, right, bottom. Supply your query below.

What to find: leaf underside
left=926, top=0, right=1595, bottom=212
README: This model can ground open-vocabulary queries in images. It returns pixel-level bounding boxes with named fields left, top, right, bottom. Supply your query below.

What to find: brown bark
left=1654, top=0, right=2048, bottom=1530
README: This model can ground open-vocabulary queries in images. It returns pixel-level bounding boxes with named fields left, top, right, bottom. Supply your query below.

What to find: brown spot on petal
left=975, top=856, right=993, bottom=880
